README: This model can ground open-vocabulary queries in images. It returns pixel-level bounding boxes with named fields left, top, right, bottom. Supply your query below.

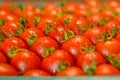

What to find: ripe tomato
left=83, top=27, right=105, bottom=45
left=0, top=37, right=28, bottom=60
left=95, top=64, right=120, bottom=75
left=96, top=39, right=120, bottom=57
left=0, top=51, right=7, bottom=63
left=23, top=69, right=50, bottom=76
left=19, top=28, right=44, bottom=46
left=0, top=21, right=24, bottom=38
left=0, top=63, right=18, bottom=76
left=62, top=35, right=92, bottom=59
left=30, top=36, right=60, bottom=58
left=48, top=25, right=74, bottom=44
left=10, top=50, right=41, bottom=72
left=41, top=50, right=74, bottom=75
left=56, top=67, right=85, bottom=76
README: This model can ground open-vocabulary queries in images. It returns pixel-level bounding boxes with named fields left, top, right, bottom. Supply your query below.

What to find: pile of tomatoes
left=0, top=0, right=120, bottom=76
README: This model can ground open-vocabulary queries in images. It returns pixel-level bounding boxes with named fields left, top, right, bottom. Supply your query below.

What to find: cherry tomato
left=0, top=51, right=7, bottom=63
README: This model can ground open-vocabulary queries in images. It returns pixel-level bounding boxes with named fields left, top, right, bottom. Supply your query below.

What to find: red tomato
left=62, top=35, right=92, bottom=59
left=30, top=36, right=60, bottom=58
left=41, top=50, right=74, bottom=75
left=0, top=63, right=18, bottom=76
left=23, top=69, right=50, bottom=76
left=0, top=51, right=7, bottom=63
left=96, top=39, right=120, bottom=57
left=43, top=3, right=59, bottom=11
left=0, top=37, right=28, bottom=60
left=48, top=25, right=74, bottom=44
left=10, top=50, right=41, bottom=72
left=83, top=27, right=105, bottom=45
left=95, top=64, right=120, bottom=75
left=19, top=28, right=44, bottom=46
left=56, top=67, right=85, bottom=76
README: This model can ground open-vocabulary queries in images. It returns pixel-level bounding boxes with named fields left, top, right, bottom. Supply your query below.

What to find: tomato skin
left=0, top=37, right=28, bottom=60
left=29, top=36, right=60, bottom=58
left=0, top=63, right=18, bottom=76
left=76, top=51, right=106, bottom=70
left=96, top=39, right=120, bottom=56
left=62, top=35, right=92, bottom=59
left=0, top=51, right=7, bottom=63
left=83, top=27, right=105, bottom=45
left=41, top=50, right=74, bottom=75
left=10, top=50, right=41, bottom=72
left=19, top=28, right=45, bottom=46
left=56, top=67, right=85, bottom=76
left=95, top=64, right=120, bottom=75
left=23, top=69, right=50, bottom=76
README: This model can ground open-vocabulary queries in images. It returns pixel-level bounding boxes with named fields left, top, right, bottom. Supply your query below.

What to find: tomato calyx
left=64, top=18, right=72, bottom=25
left=33, top=16, right=41, bottom=27
left=60, top=30, right=74, bottom=43
left=42, top=45, right=55, bottom=58
left=61, top=0, right=68, bottom=7
left=85, top=12, right=93, bottom=18
left=19, top=16, right=27, bottom=26
left=0, top=19, right=5, bottom=27
left=28, top=33, right=38, bottom=46
left=44, top=22, right=57, bottom=35
left=106, top=54, right=120, bottom=69
left=112, top=12, right=120, bottom=18
left=57, top=61, right=69, bottom=73
left=98, top=18, right=109, bottom=26
left=2, top=30, right=9, bottom=38
left=89, top=20, right=94, bottom=28
left=0, top=31, right=4, bottom=42
left=63, top=10, right=73, bottom=14
left=78, top=26, right=89, bottom=32
left=8, top=47, right=25, bottom=58
left=80, top=44, right=95, bottom=53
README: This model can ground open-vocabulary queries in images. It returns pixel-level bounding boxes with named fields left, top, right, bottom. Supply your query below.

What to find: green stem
left=28, top=34, right=38, bottom=46
left=0, top=19, right=5, bottom=27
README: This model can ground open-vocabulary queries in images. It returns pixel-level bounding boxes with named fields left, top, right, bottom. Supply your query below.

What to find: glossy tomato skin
left=41, top=50, right=74, bottom=75
left=10, top=50, right=41, bottom=72
left=23, top=69, right=50, bottom=76
left=56, top=67, right=85, bottom=76
left=76, top=51, right=106, bottom=71
left=29, top=36, right=60, bottom=58
left=0, top=63, right=18, bottom=76
left=19, top=28, right=45, bottom=46
left=0, top=21, right=24, bottom=38
left=96, top=39, right=120, bottom=56
left=0, top=37, right=28, bottom=60
left=95, top=64, right=120, bottom=75
left=62, top=35, right=92, bottom=59
left=0, top=51, right=7, bottom=63
left=83, top=27, right=105, bottom=45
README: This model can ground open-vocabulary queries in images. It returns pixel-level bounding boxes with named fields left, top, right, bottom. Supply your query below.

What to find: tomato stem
left=0, top=19, right=5, bottom=27
left=28, top=34, right=38, bottom=46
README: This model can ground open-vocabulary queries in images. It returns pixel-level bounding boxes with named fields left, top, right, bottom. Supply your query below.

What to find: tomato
left=41, top=50, right=74, bottom=75
left=48, top=25, right=74, bottom=44
left=23, top=69, right=50, bottom=76
left=62, top=35, right=92, bottom=59
left=96, top=39, right=120, bottom=57
left=76, top=51, right=106, bottom=75
left=83, top=27, right=105, bottom=45
left=0, top=37, right=28, bottom=60
left=30, top=36, right=60, bottom=58
left=68, top=18, right=88, bottom=35
left=56, top=67, right=85, bottom=76
left=0, top=63, right=18, bottom=76
left=0, top=51, right=7, bottom=63
left=19, top=28, right=44, bottom=46
left=43, top=3, right=59, bottom=11
left=0, top=21, right=24, bottom=38
left=95, top=64, right=120, bottom=75
left=10, top=50, right=41, bottom=72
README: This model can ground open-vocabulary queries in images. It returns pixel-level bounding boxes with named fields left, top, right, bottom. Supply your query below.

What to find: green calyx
left=64, top=10, right=73, bottom=14
left=57, top=61, right=68, bottom=73
left=8, top=47, right=25, bottom=58
left=64, top=18, right=72, bottom=25
left=60, top=30, right=74, bottom=43
left=0, top=19, right=5, bottom=27
left=78, top=26, right=89, bottom=31
left=19, top=16, right=27, bottom=26
left=112, top=12, right=120, bottom=17
left=44, top=22, right=57, bottom=35
left=90, top=20, right=94, bottom=28
left=42, top=46, right=55, bottom=58
left=0, top=31, right=4, bottom=42
left=98, top=18, right=109, bottom=26
left=85, top=12, right=93, bottom=18
left=2, top=30, right=9, bottom=38
left=106, top=54, right=120, bottom=69
left=28, top=34, right=38, bottom=46
left=61, top=0, right=68, bottom=7
left=33, top=16, right=41, bottom=27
